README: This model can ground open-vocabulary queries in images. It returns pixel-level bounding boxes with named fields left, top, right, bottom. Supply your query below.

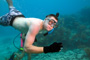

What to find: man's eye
left=49, top=22, right=52, bottom=25
left=50, top=20, right=54, bottom=23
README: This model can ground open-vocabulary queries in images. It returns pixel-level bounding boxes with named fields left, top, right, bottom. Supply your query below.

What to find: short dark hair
left=46, top=13, right=59, bottom=21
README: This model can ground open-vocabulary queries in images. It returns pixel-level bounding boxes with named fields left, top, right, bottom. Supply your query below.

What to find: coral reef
left=32, top=49, right=89, bottom=60
left=33, top=6, right=90, bottom=59
left=84, top=47, right=90, bottom=59
left=1, top=6, right=90, bottom=60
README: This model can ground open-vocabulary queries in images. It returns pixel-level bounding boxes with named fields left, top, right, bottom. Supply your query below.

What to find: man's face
left=43, top=16, right=58, bottom=31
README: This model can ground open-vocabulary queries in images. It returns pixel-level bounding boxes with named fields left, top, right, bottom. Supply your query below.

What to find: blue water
left=0, top=0, right=90, bottom=60
left=0, top=0, right=90, bottom=18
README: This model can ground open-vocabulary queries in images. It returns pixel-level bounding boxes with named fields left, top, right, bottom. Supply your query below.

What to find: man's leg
left=0, top=0, right=23, bottom=26
left=0, top=0, right=13, bottom=26
left=27, top=53, right=31, bottom=60
left=14, top=50, right=25, bottom=59
left=6, top=0, right=13, bottom=8
left=0, top=14, right=9, bottom=26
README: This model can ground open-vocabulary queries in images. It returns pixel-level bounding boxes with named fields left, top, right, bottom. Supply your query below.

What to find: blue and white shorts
left=0, top=7, right=24, bottom=26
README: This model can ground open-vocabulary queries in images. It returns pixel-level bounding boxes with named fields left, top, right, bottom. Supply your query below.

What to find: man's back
left=12, top=17, right=43, bottom=33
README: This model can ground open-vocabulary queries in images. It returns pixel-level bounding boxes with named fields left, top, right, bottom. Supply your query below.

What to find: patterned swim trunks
left=0, top=7, right=24, bottom=26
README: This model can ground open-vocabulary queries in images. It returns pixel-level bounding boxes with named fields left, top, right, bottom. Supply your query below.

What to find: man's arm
left=24, top=24, right=44, bottom=53
left=24, top=24, right=63, bottom=54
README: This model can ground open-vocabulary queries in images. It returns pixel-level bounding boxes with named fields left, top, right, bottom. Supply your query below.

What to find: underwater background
left=0, top=0, right=90, bottom=60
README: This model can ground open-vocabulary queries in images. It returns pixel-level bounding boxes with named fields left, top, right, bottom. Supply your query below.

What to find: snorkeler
left=0, top=0, right=63, bottom=55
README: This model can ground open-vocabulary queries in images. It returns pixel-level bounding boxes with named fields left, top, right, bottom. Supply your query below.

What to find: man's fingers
left=57, top=43, right=63, bottom=47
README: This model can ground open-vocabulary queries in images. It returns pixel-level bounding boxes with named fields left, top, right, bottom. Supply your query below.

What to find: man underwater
left=0, top=0, right=63, bottom=55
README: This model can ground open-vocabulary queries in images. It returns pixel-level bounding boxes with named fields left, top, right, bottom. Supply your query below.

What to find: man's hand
left=44, top=42, right=63, bottom=53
